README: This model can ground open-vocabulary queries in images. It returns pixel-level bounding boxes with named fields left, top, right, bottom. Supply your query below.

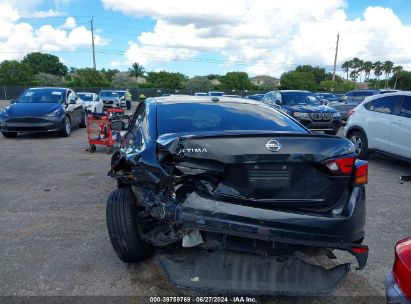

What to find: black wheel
left=106, top=188, right=153, bottom=263
left=79, top=110, right=87, bottom=128
left=59, top=116, right=71, bottom=137
left=2, top=131, right=17, bottom=138
left=89, top=144, right=96, bottom=153
left=349, top=131, right=369, bottom=160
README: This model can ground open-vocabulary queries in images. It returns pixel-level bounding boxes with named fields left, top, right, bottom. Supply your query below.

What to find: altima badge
left=266, top=140, right=281, bottom=152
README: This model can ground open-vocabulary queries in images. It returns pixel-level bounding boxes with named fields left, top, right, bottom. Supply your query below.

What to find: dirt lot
left=1, top=99, right=410, bottom=303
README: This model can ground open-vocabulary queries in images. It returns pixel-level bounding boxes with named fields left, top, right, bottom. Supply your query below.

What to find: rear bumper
left=162, top=186, right=367, bottom=268
left=385, top=271, right=410, bottom=304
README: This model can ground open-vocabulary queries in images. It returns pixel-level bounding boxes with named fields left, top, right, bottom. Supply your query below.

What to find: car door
left=364, top=95, right=399, bottom=151
left=68, top=91, right=83, bottom=124
left=388, top=95, right=411, bottom=159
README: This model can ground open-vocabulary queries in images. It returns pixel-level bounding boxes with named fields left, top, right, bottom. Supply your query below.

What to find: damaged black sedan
left=106, top=96, right=369, bottom=295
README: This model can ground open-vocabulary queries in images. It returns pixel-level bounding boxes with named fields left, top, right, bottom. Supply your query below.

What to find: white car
left=77, top=92, right=104, bottom=113
left=344, top=91, right=411, bottom=161
left=116, top=90, right=127, bottom=108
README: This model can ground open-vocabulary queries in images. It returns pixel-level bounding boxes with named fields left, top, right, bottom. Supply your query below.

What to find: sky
left=1, top=0, right=411, bottom=78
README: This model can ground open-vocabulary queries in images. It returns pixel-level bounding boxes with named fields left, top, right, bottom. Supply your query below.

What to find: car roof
left=151, top=95, right=262, bottom=106
left=27, top=87, right=69, bottom=91
left=77, top=92, right=96, bottom=94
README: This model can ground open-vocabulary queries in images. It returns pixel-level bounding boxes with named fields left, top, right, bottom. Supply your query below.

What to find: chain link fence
left=1, top=85, right=267, bottom=101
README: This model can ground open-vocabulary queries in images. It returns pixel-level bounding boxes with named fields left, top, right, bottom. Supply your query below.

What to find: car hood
left=284, top=104, right=337, bottom=113
left=4, top=103, right=62, bottom=116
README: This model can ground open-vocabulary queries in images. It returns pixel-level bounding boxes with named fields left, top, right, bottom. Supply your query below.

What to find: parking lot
left=1, top=98, right=410, bottom=303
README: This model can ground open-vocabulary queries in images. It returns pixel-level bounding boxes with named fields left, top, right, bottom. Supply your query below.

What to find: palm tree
left=128, top=62, right=145, bottom=78
left=350, top=58, right=362, bottom=82
left=363, top=61, right=373, bottom=81
left=383, top=60, right=394, bottom=88
left=373, top=61, right=383, bottom=89
left=342, top=60, right=352, bottom=80
left=392, top=65, right=404, bottom=89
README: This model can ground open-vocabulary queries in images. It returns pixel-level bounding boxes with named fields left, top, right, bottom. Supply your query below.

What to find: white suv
left=344, top=92, right=411, bottom=161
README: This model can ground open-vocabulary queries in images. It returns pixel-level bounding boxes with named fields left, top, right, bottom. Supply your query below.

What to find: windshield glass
left=78, top=93, right=93, bottom=101
left=17, top=89, right=65, bottom=103
left=117, top=91, right=125, bottom=97
left=100, top=91, right=118, bottom=97
left=282, top=92, right=321, bottom=106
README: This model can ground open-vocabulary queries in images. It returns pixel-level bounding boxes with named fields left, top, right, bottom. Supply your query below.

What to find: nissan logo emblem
left=266, top=139, right=281, bottom=152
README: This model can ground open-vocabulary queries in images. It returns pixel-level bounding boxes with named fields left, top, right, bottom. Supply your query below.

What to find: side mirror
left=110, top=120, right=125, bottom=131
left=10, top=99, right=15, bottom=104
left=275, top=99, right=282, bottom=105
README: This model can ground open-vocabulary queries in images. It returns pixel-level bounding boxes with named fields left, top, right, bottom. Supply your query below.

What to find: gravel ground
left=0, top=99, right=410, bottom=303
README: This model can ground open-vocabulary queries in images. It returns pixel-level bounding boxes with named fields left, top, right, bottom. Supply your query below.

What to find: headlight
left=46, top=109, right=61, bottom=117
left=293, top=112, right=310, bottom=119
left=333, top=112, right=341, bottom=118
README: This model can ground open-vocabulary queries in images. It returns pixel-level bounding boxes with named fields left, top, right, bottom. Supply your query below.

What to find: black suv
left=106, top=95, right=368, bottom=295
left=262, top=90, right=342, bottom=135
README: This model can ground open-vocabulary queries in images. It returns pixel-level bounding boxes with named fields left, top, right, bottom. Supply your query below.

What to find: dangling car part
left=106, top=95, right=369, bottom=295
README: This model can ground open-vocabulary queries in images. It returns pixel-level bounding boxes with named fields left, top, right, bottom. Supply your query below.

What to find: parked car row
left=0, top=87, right=133, bottom=138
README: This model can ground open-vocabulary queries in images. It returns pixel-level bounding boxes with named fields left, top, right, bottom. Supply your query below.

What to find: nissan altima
left=106, top=95, right=369, bottom=295
left=0, top=87, right=86, bottom=138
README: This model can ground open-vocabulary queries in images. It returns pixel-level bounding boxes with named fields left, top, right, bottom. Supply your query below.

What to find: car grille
left=310, top=113, right=333, bottom=121
left=7, top=117, right=48, bottom=123
left=103, top=100, right=113, bottom=104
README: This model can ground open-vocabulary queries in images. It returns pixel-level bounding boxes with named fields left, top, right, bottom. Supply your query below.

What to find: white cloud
left=22, top=9, right=63, bottom=19
left=102, top=0, right=411, bottom=76
left=60, top=17, right=77, bottom=29
left=0, top=3, right=109, bottom=61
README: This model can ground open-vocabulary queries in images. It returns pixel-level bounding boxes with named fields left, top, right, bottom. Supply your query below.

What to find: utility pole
left=332, top=33, right=340, bottom=86
left=90, top=17, right=96, bottom=70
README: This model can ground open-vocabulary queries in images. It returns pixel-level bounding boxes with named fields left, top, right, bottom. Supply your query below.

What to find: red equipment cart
left=87, top=108, right=124, bottom=154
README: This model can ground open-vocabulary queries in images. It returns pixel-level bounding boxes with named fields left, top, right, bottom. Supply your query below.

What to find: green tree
left=341, top=60, right=352, bottom=80
left=22, top=52, right=68, bottom=76
left=373, top=61, right=383, bottom=88
left=34, top=72, right=66, bottom=86
left=220, top=72, right=252, bottom=90
left=383, top=60, right=394, bottom=88
left=0, top=60, right=34, bottom=85
left=295, top=65, right=329, bottom=85
left=101, top=68, right=119, bottom=83
left=128, top=62, right=145, bottom=78
left=69, top=68, right=109, bottom=87
left=207, top=74, right=221, bottom=80
left=184, top=76, right=213, bottom=91
left=392, top=65, right=404, bottom=89
left=280, top=71, right=317, bottom=91
left=393, top=70, right=411, bottom=90
left=146, top=71, right=187, bottom=89
left=363, top=61, right=373, bottom=81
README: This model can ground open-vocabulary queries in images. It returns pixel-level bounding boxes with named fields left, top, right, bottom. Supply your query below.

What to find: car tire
left=349, top=131, right=369, bottom=160
left=79, top=111, right=87, bottom=128
left=106, top=187, right=153, bottom=263
left=59, top=116, right=71, bottom=137
left=2, top=131, right=17, bottom=138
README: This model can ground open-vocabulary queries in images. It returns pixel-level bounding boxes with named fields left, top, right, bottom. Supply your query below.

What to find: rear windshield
left=17, top=89, right=65, bottom=103
left=157, top=103, right=307, bottom=136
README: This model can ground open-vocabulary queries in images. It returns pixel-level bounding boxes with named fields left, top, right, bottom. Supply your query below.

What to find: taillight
left=393, top=237, right=411, bottom=299
left=324, top=156, right=355, bottom=174
left=354, top=160, right=368, bottom=185
left=348, top=109, right=355, bottom=117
